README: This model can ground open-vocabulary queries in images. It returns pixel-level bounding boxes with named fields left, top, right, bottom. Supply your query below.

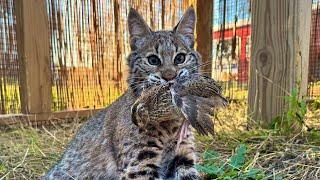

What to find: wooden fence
left=0, top=0, right=316, bottom=126
left=0, top=0, right=215, bottom=126
left=46, top=0, right=194, bottom=111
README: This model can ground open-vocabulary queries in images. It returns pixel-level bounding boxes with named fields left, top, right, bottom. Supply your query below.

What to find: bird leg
left=175, top=120, right=189, bottom=153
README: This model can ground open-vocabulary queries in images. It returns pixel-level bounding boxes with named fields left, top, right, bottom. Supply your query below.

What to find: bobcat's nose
left=162, top=70, right=177, bottom=81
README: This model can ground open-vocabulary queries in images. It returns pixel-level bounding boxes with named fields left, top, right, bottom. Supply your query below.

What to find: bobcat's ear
left=128, top=8, right=152, bottom=50
left=173, top=7, right=196, bottom=48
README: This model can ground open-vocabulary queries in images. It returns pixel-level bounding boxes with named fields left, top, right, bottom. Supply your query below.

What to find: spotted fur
left=44, top=7, right=200, bottom=180
left=128, top=83, right=200, bottom=180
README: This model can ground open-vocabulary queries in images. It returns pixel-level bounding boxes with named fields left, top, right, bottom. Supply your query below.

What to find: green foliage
left=269, top=88, right=307, bottom=135
left=0, top=161, right=7, bottom=174
left=196, top=144, right=265, bottom=179
left=307, top=130, right=320, bottom=145
left=229, top=144, right=246, bottom=169
left=309, top=98, right=320, bottom=111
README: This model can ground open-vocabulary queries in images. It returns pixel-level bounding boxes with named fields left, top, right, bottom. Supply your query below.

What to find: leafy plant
left=270, top=88, right=307, bottom=135
left=196, top=144, right=265, bottom=179
left=0, top=160, right=7, bottom=174
left=309, top=98, right=320, bottom=111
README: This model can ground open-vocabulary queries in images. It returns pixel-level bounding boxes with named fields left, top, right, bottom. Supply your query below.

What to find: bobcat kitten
left=45, top=7, right=205, bottom=179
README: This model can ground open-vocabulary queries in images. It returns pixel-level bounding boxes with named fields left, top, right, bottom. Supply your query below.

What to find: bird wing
left=178, top=95, right=208, bottom=136
left=175, top=74, right=227, bottom=100
left=195, top=97, right=217, bottom=136
left=173, top=74, right=228, bottom=136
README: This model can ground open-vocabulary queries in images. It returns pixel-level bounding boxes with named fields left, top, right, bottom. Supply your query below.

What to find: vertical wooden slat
left=196, top=0, right=213, bottom=76
left=248, top=0, right=312, bottom=125
left=15, top=0, right=52, bottom=114
left=113, top=0, right=121, bottom=89
left=161, top=0, right=165, bottom=29
left=150, top=0, right=154, bottom=29
left=297, top=1, right=312, bottom=97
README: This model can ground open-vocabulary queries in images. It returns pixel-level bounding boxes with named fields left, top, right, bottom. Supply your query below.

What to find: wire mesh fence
left=0, top=0, right=20, bottom=114
left=308, top=0, right=320, bottom=98
left=213, top=0, right=320, bottom=99
left=212, top=0, right=251, bottom=100
left=46, top=0, right=194, bottom=111
left=0, top=0, right=319, bottom=115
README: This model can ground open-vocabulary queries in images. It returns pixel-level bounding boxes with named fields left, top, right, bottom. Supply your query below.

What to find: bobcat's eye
left=174, top=53, right=186, bottom=65
left=147, top=55, right=161, bottom=66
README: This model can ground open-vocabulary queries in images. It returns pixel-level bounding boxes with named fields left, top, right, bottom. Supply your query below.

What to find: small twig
left=265, top=163, right=297, bottom=179
left=287, top=130, right=302, bottom=144
left=301, top=167, right=310, bottom=180
left=315, top=168, right=320, bottom=179
left=42, top=126, right=62, bottom=144
left=284, top=162, right=320, bottom=169
left=0, top=148, right=29, bottom=180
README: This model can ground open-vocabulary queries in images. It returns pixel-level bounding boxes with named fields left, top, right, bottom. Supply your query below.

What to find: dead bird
left=131, top=74, right=228, bottom=142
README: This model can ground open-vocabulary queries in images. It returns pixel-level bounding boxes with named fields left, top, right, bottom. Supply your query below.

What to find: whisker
left=188, top=62, right=212, bottom=71
left=127, top=77, right=146, bottom=80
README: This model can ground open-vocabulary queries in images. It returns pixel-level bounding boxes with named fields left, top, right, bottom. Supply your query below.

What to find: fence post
left=196, top=0, right=213, bottom=76
left=248, top=0, right=312, bottom=126
left=14, top=0, right=52, bottom=114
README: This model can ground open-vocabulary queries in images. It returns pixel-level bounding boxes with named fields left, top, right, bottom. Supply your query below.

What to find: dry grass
left=196, top=131, right=320, bottom=179
left=0, top=119, right=83, bottom=179
left=196, top=101, right=320, bottom=179
left=0, top=100, right=319, bottom=179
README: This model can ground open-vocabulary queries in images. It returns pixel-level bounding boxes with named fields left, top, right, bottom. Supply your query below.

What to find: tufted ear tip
left=185, top=6, right=195, bottom=17
left=128, top=7, right=139, bottom=21
left=173, top=6, right=196, bottom=48
left=128, top=7, right=151, bottom=50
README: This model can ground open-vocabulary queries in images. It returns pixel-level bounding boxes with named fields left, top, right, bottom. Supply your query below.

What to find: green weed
left=196, top=144, right=266, bottom=180
left=309, top=97, right=320, bottom=111
left=0, top=161, right=7, bottom=174
left=269, top=88, right=307, bottom=135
